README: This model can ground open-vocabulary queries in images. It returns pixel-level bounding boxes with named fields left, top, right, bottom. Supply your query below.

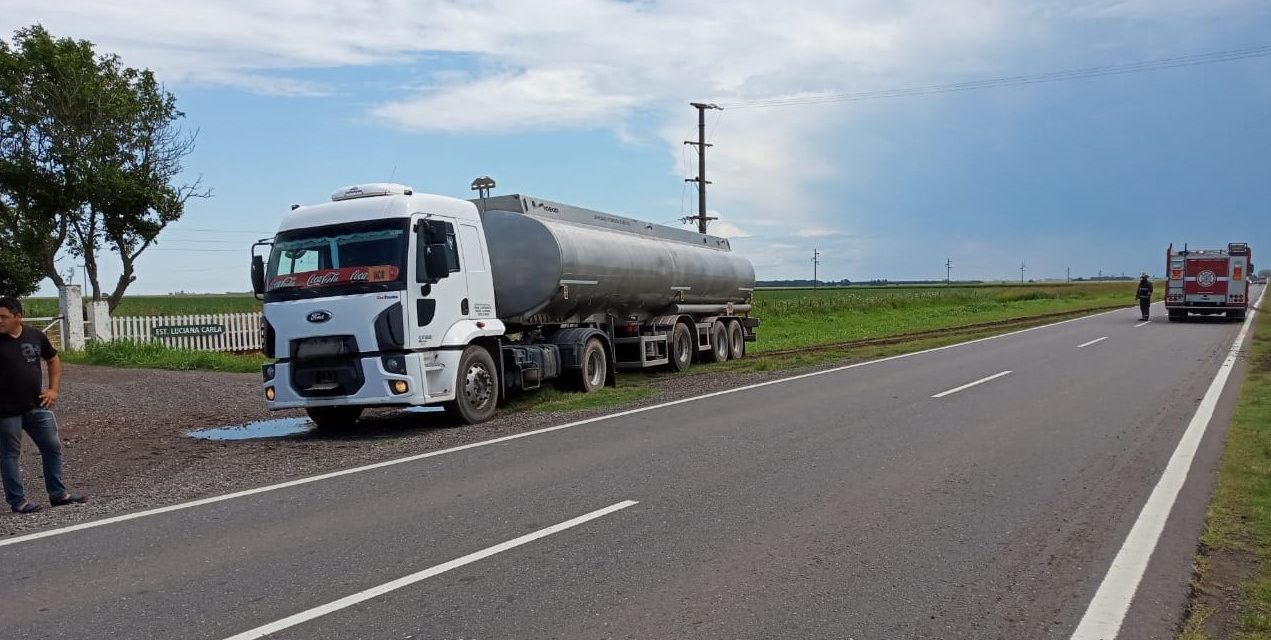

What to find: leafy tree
left=0, top=229, right=41, bottom=296
left=0, top=24, right=209, bottom=311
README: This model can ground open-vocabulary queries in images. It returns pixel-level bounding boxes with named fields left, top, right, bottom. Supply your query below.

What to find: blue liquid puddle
left=186, top=406, right=444, bottom=441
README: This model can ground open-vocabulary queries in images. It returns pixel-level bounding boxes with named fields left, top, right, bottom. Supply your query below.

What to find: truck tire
left=708, top=321, right=729, bottom=363
left=445, top=346, right=499, bottom=424
left=670, top=323, right=694, bottom=372
left=1168, top=309, right=1185, bottom=322
left=575, top=337, right=608, bottom=393
left=306, top=406, right=364, bottom=432
left=726, top=320, right=745, bottom=360
left=1228, top=310, right=1246, bottom=321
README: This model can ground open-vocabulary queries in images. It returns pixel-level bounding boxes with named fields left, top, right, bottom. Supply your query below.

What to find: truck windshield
left=265, top=219, right=409, bottom=302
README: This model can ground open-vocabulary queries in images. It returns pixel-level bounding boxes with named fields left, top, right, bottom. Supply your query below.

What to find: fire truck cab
left=1164, top=242, right=1252, bottom=322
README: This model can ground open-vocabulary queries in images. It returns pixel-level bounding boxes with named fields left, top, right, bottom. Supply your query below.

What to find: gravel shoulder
left=0, top=360, right=824, bottom=537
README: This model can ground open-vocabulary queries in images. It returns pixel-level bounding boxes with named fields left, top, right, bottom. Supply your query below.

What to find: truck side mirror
left=416, top=221, right=450, bottom=283
left=251, top=255, right=266, bottom=295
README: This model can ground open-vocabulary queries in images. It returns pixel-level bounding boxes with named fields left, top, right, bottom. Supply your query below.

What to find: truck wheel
left=708, top=321, right=729, bottom=363
left=575, top=337, right=608, bottom=393
left=445, top=346, right=499, bottom=424
left=670, top=323, right=694, bottom=372
left=1168, top=310, right=1185, bottom=322
left=1228, top=310, right=1246, bottom=321
left=306, top=406, right=364, bottom=432
left=726, top=320, right=745, bottom=360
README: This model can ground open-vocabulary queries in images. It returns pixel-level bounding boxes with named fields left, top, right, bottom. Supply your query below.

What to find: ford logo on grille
left=306, top=310, right=333, bottom=323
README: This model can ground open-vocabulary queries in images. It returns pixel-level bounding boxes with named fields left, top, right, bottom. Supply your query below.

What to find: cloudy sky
left=5, top=0, right=1270, bottom=293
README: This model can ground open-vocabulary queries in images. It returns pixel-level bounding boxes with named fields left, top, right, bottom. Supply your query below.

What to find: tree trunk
left=106, top=259, right=136, bottom=313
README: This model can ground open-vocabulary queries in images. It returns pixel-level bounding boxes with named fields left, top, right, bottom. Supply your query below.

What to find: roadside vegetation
left=60, top=339, right=267, bottom=373
left=750, top=282, right=1140, bottom=354
left=1180, top=306, right=1271, bottom=639
left=22, top=293, right=260, bottom=318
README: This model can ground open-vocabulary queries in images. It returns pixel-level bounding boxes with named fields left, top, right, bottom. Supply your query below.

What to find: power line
left=716, top=44, right=1271, bottom=109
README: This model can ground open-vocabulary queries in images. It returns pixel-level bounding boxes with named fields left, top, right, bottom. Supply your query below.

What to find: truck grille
left=290, top=336, right=365, bottom=397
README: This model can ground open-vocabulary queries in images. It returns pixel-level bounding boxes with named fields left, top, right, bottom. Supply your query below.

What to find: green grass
left=60, top=339, right=268, bottom=373
left=21, top=293, right=260, bottom=317
left=750, top=282, right=1140, bottom=354
left=1181, top=305, right=1271, bottom=639
left=502, top=376, right=661, bottom=414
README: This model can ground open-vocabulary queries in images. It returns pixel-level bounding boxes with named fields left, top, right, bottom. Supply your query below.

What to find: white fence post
left=89, top=300, right=112, bottom=342
left=58, top=285, right=85, bottom=350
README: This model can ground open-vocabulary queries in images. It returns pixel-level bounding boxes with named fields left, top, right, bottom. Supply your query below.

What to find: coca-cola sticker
left=267, top=265, right=399, bottom=291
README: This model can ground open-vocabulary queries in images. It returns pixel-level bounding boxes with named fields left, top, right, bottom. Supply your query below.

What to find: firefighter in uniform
left=1136, top=273, right=1153, bottom=321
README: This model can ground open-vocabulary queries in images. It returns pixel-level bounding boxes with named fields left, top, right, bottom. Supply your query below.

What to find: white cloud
left=369, top=68, right=640, bottom=132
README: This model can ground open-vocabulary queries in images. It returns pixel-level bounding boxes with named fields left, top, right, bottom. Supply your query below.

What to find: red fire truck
left=1164, top=242, right=1252, bottom=322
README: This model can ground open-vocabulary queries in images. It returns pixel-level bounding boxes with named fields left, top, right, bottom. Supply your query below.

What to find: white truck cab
left=253, top=184, right=505, bottom=426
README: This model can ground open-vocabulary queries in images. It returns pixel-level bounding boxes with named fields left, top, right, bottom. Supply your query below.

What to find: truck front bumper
left=262, top=350, right=462, bottom=410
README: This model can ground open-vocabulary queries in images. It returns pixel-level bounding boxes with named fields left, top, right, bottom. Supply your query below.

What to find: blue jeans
left=0, top=409, right=67, bottom=508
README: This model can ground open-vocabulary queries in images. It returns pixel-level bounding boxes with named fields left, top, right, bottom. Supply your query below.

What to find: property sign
left=151, top=324, right=226, bottom=338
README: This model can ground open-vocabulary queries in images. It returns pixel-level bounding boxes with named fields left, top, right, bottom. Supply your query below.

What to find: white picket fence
left=110, top=312, right=263, bottom=352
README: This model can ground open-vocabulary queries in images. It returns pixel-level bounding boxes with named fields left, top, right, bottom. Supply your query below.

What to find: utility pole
left=812, top=249, right=821, bottom=290
left=683, top=102, right=721, bottom=234
left=945, top=258, right=952, bottom=285
left=1020, top=262, right=1026, bottom=284
left=1066, top=266, right=1071, bottom=283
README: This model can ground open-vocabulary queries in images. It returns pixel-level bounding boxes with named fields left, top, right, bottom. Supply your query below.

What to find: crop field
left=21, top=294, right=261, bottom=318
left=749, top=282, right=1140, bottom=353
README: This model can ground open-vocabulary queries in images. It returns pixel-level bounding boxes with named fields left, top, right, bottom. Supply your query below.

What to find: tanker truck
left=249, top=183, right=758, bottom=428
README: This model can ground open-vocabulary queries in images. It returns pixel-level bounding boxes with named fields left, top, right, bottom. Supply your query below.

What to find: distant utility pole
left=1066, top=266, right=1071, bottom=283
left=683, top=102, right=722, bottom=234
left=945, top=258, right=952, bottom=285
left=812, top=249, right=822, bottom=290
left=1020, top=262, right=1026, bottom=284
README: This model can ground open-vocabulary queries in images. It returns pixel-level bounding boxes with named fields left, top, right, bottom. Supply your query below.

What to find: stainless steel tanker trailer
left=250, top=183, right=759, bottom=427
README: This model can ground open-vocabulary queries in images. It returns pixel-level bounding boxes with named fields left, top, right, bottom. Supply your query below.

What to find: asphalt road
left=1, top=291, right=1262, bottom=640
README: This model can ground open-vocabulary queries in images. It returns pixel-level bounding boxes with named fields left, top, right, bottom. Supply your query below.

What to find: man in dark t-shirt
left=0, top=297, right=86, bottom=513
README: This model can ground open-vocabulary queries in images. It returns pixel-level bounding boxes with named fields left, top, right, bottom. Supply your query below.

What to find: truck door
left=410, top=215, right=468, bottom=349
left=457, top=223, right=496, bottom=320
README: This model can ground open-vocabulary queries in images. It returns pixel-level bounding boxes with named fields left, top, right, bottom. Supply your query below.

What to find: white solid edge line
left=1135, top=321, right=1151, bottom=328
left=0, top=305, right=1130, bottom=549
left=930, top=370, right=1013, bottom=398
left=1070, top=286, right=1266, bottom=640
left=1078, top=336, right=1109, bottom=348
left=221, top=499, right=639, bottom=640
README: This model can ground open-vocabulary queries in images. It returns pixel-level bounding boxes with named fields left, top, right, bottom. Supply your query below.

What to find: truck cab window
left=444, top=226, right=461, bottom=272
left=278, top=249, right=321, bottom=275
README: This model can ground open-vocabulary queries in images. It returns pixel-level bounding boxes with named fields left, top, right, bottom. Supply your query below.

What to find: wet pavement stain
left=186, top=406, right=445, bottom=441
left=187, top=418, right=313, bottom=441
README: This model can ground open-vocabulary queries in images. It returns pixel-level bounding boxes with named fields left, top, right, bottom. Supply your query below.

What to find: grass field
left=21, top=293, right=260, bottom=318
left=749, top=282, right=1140, bottom=353
left=1180, top=305, right=1270, bottom=639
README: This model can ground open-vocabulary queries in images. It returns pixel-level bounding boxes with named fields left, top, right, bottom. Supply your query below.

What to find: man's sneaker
left=11, top=501, right=41, bottom=514
left=50, top=494, right=87, bottom=507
